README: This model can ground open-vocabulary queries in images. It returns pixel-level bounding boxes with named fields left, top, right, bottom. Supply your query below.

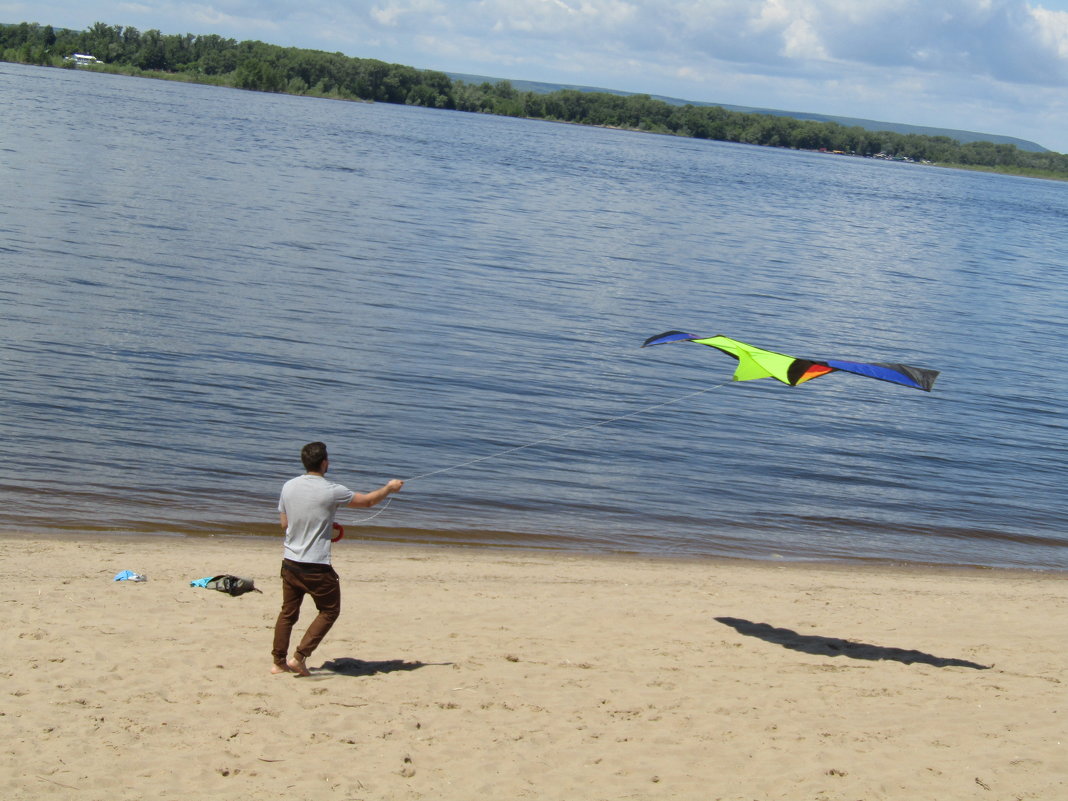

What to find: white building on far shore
left=67, top=53, right=102, bottom=66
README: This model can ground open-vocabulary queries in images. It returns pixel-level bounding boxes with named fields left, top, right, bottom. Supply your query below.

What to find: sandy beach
left=3, top=531, right=1065, bottom=801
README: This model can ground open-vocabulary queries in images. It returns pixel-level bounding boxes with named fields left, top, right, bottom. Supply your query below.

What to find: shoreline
left=6, top=526, right=1066, bottom=577
left=8, top=59, right=1066, bottom=180
left=4, top=528, right=1066, bottom=799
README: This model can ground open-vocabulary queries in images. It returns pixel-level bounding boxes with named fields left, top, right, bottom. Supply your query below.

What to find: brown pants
left=272, top=560, right=341, bottom=665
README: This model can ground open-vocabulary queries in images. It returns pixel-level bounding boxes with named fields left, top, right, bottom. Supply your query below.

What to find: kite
left=642, top=331, right=939, bottom=392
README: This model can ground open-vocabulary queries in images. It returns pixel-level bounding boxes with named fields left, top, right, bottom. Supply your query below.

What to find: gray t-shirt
left=278, top=474, right=355, bottom=565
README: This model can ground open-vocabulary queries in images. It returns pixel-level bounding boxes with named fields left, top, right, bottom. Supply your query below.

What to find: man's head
left=301, top=441, right=329, bottom=473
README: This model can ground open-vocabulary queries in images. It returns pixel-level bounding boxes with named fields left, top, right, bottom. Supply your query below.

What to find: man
left=272, top=441, right=403, bottom=676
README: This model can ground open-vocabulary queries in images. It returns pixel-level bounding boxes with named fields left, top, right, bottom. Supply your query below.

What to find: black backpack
left=204, top=574, right=262, bottom=596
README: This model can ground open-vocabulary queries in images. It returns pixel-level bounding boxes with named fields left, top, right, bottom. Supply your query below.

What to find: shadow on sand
left=316, top=657, right=451, bottom=677
left=715, top=617, right=990, bottom=670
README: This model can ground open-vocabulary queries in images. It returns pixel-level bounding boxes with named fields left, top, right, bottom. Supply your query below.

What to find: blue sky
left=6, top=1, right=1068, bottom=152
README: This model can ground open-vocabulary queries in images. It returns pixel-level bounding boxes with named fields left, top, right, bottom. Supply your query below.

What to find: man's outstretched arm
left=348, top=479, right=404, bottom=508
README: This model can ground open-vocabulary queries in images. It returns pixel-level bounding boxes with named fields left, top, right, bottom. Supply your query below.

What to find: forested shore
left=4, top=20, right=1066, bottom=180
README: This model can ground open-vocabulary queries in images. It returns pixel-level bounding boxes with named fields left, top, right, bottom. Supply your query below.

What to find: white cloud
left=185, top=5, right=278, bottom=34
left=1031, top=3, right=1068, bottom=56
left=371, top=0, right=446, bottom=28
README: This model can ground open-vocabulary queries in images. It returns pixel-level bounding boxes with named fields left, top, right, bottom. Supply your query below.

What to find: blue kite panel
left=823, top=360, right=923, bottom=389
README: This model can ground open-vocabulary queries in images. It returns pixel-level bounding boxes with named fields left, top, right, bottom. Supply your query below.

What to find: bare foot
left=287, top=656, right=312, bottom=677
left=271, top=662, right=294, bottom=674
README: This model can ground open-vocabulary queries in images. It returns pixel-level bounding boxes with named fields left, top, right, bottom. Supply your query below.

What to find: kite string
left=405, top=380, right=732, bottom=482
left=344, top=381, right=731, bottom=526
left=346, top=495, right=395, bottom=525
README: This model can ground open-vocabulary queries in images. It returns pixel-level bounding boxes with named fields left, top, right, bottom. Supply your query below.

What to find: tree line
left=3, top=20, right=1066, bottom=178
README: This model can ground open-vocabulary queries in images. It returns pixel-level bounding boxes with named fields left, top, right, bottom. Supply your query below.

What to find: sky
left=6, top=1, right=1068, bottom=152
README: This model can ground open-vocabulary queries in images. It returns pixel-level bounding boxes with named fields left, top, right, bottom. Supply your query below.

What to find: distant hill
left=447, top=72, right=1049, bottom=153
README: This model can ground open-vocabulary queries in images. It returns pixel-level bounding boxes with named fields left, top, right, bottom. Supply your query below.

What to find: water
left=2, top=62, right=1066, bottom=570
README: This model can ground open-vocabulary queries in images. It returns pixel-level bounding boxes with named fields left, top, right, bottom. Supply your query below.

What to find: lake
left=2, top=62, right=1066, bottom=570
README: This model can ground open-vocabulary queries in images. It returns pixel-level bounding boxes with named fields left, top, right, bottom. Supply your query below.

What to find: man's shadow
left=316, top=657, right=451, bottom=677
left=715, top=617, right=990, bottom=670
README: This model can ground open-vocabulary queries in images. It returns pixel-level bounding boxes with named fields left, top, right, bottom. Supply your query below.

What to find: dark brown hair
left=301, top=441, right=328, bottom=472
